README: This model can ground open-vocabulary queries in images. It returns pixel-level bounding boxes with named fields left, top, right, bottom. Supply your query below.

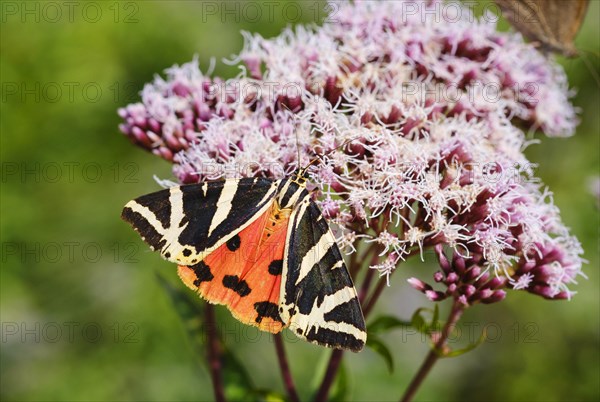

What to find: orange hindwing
left=177, top=202, right=291, bottom=333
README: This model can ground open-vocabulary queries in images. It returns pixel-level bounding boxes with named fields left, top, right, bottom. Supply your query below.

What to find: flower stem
left=362, top=276, right=387, bottom=318
left=205, top=304, right=226, bottom=402
left=358, top=248, right=379, bottom=303
left=400, top=301, right=464, bottom=402
left=274, top=334, right=301, bottom=402
left=313, top=248, right=379, bottom=402
left=313, top=349, right=344, bottom=402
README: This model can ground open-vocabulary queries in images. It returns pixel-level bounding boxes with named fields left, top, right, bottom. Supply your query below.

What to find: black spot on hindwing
left=226, top=235, right=241, bottom=251
left=222, top=275, right=251, bottom=297
left=268, top=260, right=283, bottom=276
left=254, top=302, right=283, bottom=324
left=190, top=261, right=214, bottom=286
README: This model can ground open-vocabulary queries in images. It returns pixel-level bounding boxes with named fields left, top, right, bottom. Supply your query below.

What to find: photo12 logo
left=1, top=321, right=140, bottom=344
left=2, top=81, right=140, bottom=104
left=1, top=241, right=139, bottom=264
left=198, top=1, right=340, bottom=23
left=1, top=162, right=139, bottom=184
left=1, top=1, right=139, bottom=24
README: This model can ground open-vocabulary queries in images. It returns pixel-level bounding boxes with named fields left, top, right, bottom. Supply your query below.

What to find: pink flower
left=117, top=0, right=584, bottom=301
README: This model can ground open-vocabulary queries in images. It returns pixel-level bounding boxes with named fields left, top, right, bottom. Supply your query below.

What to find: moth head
left=292, top=168, right=310, bottom=185
left=295, top=151, right=325, bottom=183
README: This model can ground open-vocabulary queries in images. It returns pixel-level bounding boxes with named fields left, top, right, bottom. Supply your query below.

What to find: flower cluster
left=239, top=0, right=577, bottom=136
left=118, top=63, right=244, bottom=161
left=408, top=244, right=507, bottom=305
left=118, top=0, right=584, bottom=302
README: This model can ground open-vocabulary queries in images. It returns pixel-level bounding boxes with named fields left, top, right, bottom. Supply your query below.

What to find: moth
left=121, top=167, right=366, bottom=351
left=495, top=0, right=589, bottom=57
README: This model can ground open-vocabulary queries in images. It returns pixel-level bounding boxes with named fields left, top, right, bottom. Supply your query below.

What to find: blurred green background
left=1, top=1, right=598, bottom=401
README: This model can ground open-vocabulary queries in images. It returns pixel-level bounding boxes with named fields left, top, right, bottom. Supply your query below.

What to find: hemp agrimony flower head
left=118, top=0, right=584, bottom=304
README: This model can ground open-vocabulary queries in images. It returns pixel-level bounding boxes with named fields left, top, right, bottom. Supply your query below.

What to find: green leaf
left=156, top=274, right=205, bottom=357
left=366, top=336, right=395, bottom=373
left=442, top=328, right=487, bottom=358
left=431, top=304, right=440, bottom=330
left=310, top=349, right=333, bottom=391
left=329, top=361, right=349, bottom=402
left=410, top=308, right=430, bottom=334
left=245, top=389, right=286, bottom=402
left=156, top=274, right=256, bottom=399
left=310, top=350, right=351, bottom=400
left=367, top=315, right=411, bottom=335
left=221, top=345, right=256, bottom=401
left=156, top=274, right=204, bottom=318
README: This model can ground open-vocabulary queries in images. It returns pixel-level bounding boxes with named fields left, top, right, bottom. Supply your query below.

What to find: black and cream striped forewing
left=121, top=178, right=279, bottom=266
left=280, top=198, right=367, bottom=352
left=122, top=173, right=367, bottom=351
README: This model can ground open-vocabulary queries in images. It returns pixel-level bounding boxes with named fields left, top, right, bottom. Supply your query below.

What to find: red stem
left=358, top=248, right=379, bottom=304
left=400, top=301, right=465, bottom=402
left=363, top=248, right=421, bottom=318
left=205, top=304, right=226, bottom=402
left=362, top=277, right=387, bottom=318
left=359, top=267, right=375, bottom=304
left=348, top=248, right=361, bottom=278
left=313, top=349, right=344, bottom=402
left=274, top=334, right=301, bottom=402
left=313, top=246, right=380, bottom=402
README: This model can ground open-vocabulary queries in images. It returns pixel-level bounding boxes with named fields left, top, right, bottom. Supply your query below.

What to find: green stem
left=400, top=301, right=464, bottom=402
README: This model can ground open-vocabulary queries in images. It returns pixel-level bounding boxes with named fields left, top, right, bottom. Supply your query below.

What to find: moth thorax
left=277, top=178, right=308, bottom=209
left=262, top=203, right=292, bottom=242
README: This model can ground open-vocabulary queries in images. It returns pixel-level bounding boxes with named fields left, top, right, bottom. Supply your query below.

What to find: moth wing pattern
left=494, top=0, right=589, bottom=56
left=177, top=200, right=291, bottom=333
left=281, top=198, right=366, bottom=352
left=122, top=173, right=367, bottom=352
left=121, top=178, right=279, bottom=266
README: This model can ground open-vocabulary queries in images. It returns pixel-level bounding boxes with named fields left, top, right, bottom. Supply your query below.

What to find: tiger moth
left=121, top=168, right=366, bottom=351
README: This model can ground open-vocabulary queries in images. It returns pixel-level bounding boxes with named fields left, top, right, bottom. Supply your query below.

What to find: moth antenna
left=296, top=130, right=302, bottom=171
left=302, top=135, right=363, bottom=175
left=277, top=102, right=303, bottom=171
left=319, top=135, right=363, bottom=162
left=332, top=135, right=363, bottom=155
